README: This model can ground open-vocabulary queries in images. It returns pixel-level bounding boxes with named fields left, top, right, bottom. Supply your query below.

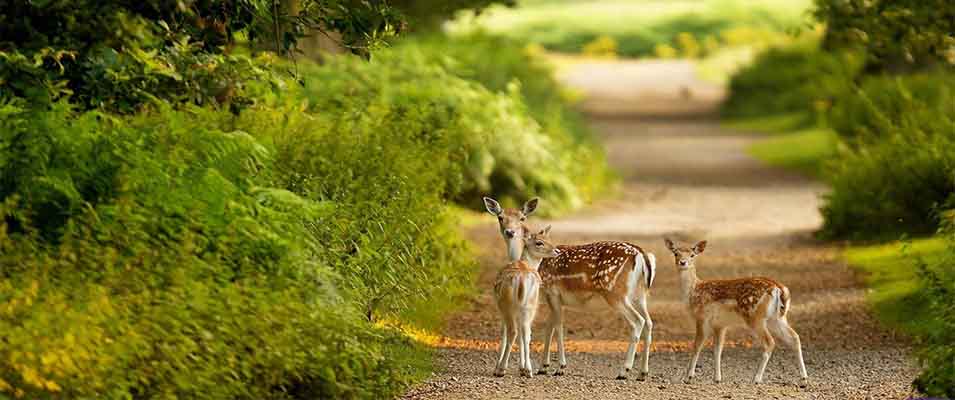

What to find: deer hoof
left=636, top=372, right=648, bottom=381
left=682, top=376, right=693, bottom=384
left=799, top=378, right=809, bottom=388
left=520, top=368, right=533, bottom=378
left=536, top=366, right=549, bottom=375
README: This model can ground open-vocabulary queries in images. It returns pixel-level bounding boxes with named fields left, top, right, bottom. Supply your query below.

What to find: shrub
left=582, top=36, right=619, bottom=59
left=0, top=58, right=475, bottom=396
left=821, top=133, right=955, bottom=239
left=721, top=44, right=863, bottom=120
left=820, top=72, right=955, bottom=239
left=377, top=33, right=613, bottom=212
left=0, top=0, right=400, bottom=112
left=814, top=0, right=955, bottom=71
left=912, top=217, right=955, bottom=397
left=828, top=73, right=955, bottom=148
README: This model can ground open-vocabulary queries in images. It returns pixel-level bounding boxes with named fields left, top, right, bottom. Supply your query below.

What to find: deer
left=483, top=196, right=656, bottom=380
left=663, top=238, right=808, bottom=387
left=493, top=225, right=560, bottom=377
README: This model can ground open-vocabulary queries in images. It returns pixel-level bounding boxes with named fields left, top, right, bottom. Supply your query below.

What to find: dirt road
left=403, top=60, right=917, bottom=400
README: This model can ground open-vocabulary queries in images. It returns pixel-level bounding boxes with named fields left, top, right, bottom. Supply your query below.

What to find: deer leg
left=683, top=319, right=710, bottom=383
left=753, top=321, right=776, bottom=384
left=494, top=321, right=513, bottom=377
left=521, top=315, right=535, bottom=377
left=537, top=293, right=558, bottom=374
left=634, top=292, right=653, bottom=381
left=553, top=303, right=567, bottom=376
left=613, top=297, right=645, bottom=380
left=713, top=327, right=727, bottom=383
left=515, top=319, right=531, bottom=376
left=769, top=318, right=808, bottom=387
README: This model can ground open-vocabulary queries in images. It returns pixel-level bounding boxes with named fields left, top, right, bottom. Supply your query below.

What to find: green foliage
left=721, top=44, right=863, bottom=120
left=0, top=58, right=477, bottom=396
left=451, top=0, right=814, bottom=58
left=390, top=0, right=515, bottom=30
left=911, top=220, right=955, bottom=397
left=0, top=27, right=612, bottom=396
left=828, top=73, right=955, bottom=147
left=393, top=33, right=613, bottom=210
left=0, top=0, right=400, bottom=112
left=844, top=235, right=953, bottom=397
left=813, top=0, right=955, bottom=71
left=820, top=72, right=955, bottom=239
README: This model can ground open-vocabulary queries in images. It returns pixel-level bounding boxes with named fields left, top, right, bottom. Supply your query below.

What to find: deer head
left=484, top=196, right=539, bottom=261
left=522, top=225, right=560, bottom=265
left=664, top=238, right=706, bottom=270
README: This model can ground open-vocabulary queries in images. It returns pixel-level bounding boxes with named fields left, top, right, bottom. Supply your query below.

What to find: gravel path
left=402, top=59, right=918, bottom=400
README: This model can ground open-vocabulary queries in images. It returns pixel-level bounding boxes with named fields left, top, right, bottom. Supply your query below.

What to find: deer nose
left=504, top=229, right=515, bottom=238
left=679, top=260, right=688, bottom=266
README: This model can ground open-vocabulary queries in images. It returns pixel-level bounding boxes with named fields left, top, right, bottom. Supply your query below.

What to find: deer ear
left=522, top=197, right=539, bottom=216
left=483, top=197, right=502, bottom=216
left=693, top=240, right=707, bottom=254
left=664, top=237, right=676, bottom=252
left=539, top=225, right=552, bottom=236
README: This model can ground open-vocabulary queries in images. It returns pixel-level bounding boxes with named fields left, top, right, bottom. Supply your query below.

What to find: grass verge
left=844, top=238, right=947, bottom=337
left=725, top=113, right=836, bottom=178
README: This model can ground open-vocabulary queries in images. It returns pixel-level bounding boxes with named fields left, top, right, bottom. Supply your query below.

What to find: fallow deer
left=664, top=238, right=808, bottom=386
left=483, top=197, right=538, bottom=262
left=483, top=196, right=657, bottom=380
left=493, top=226, right=560, bottom=377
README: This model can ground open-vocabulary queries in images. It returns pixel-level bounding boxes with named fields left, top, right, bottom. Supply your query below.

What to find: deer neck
left=505, top=237, right=523, bottom=262
left=520, top=250, right=543, bottom=271
left=679, top=266, right=700, bottom=303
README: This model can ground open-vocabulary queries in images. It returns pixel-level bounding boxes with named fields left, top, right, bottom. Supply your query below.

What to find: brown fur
left=541, top=241, right=653, bottom=292
left=689, top=277, right=785, bottom=322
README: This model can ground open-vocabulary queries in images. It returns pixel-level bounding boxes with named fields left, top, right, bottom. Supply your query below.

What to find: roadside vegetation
left=721, top=0, right=955, bottom=396
left=0, top=1, right=609, bottom=398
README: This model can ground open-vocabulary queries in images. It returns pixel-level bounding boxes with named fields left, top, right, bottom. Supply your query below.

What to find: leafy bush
left=911, top=218, right=955, bottom=397
left=374, top=33, right=613, bottom=212
left=721, top=44, right=863, bottom=120
left=582, top=36, right=619, bottom=59
left=820, top=72, right=955, bottom=239
left=0, top=0, right=400, bottom=112
left=0, top=54, right=479, bottom=396
left=0, top=27, right=614, bottom=396
left=821, top=133, right=955, bottom=239
left=828, top=73, right=955, bottom=148
left=814, top=0, right=955, bottom=71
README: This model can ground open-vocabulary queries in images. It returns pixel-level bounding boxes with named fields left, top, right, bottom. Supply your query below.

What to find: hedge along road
left=403, top=59, right=917, bottom=400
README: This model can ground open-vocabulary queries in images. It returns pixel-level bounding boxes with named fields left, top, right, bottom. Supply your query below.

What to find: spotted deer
left=664, top=238, right=808, bottom=386
left=493, top=226, right=560, bottom=377
left=483, top=197, right=538, bottom=262
left=483, top=197, right=657, bottom=380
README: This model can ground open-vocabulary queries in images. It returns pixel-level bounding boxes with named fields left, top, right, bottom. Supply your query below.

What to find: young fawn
left=484, top=196, right=656, bottom=379
left=664, top=238, right=808, bottom=386
left=483, top=197, right=538, bottom=262
left=493, top=226, right=560, bottom=377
